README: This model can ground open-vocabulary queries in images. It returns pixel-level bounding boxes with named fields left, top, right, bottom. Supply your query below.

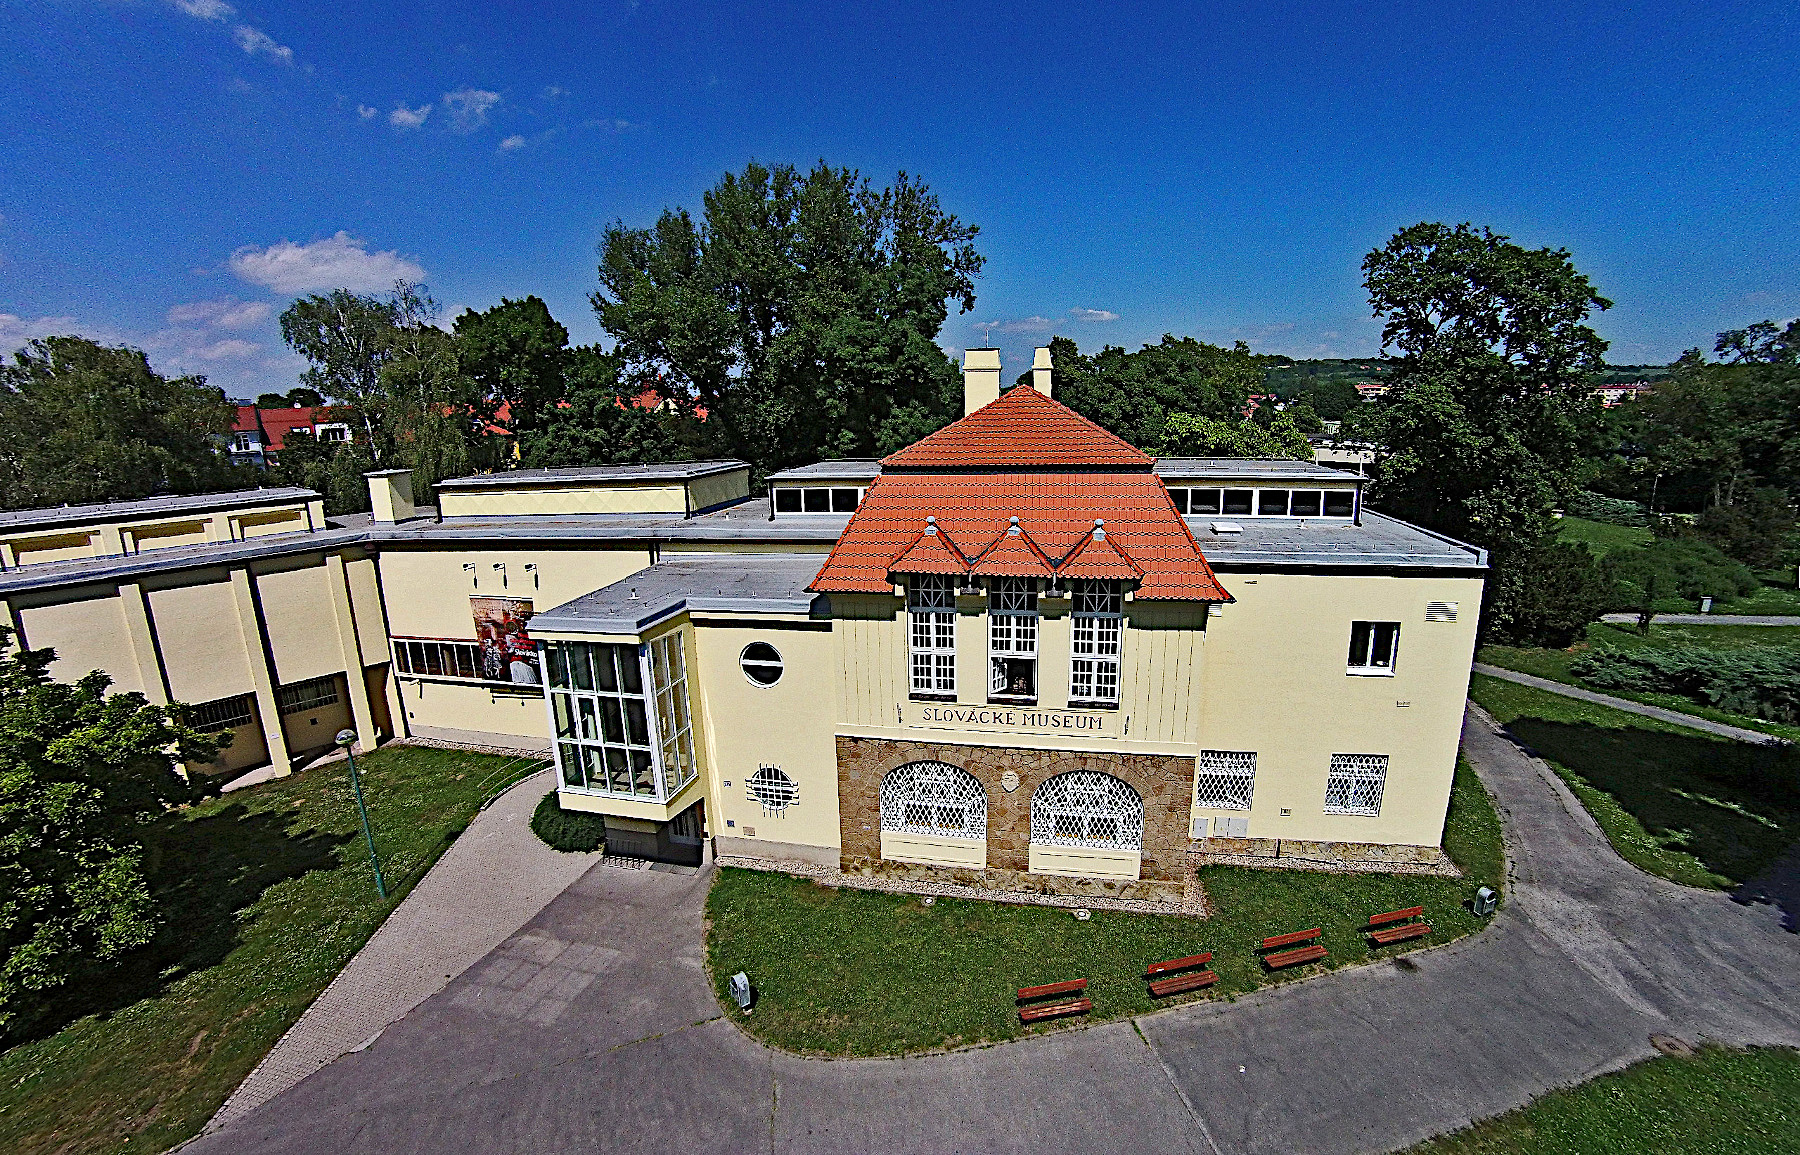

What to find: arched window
left=1031, top=772, right=1144, bottom=851
left=880, top=761, right=987, bottom=840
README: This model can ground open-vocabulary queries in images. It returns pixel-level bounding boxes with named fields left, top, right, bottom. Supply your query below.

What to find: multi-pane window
left=880, top=761, right=987, bottom=839
left=988, top=578, right=1038, bottom=700
left=649, top=632, right=697, bottom=798
left=277, top=676, right=338, bottom=715
left=549, top=642, right=657, bottom=798
left=393, top=637, right=493, bottom=683
left=1030, top=771, right=1144, bottom=851
left=772, top=486, right=862, bottom=513
left=1068, top=580, right=1122, bottom=705
left=1195, top=750, right=1257, bottom=810
left=1347, top=621, right=1401, bottom=674
left=1170, top=487, right=1355, bottom=518
left=1324, top=753, right=1389, bottom=816
left=908, top=574, right=957, bottom=697
left=191, top=693, right=256, bottom=730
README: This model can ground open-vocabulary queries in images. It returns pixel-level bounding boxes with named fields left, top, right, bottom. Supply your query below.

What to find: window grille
left=191, top=693, right=256, bottom=730
left=1195, top=750, right=1256, bottom=810
left=1425, top=601, right=1458, bottom=622
left=1069, top=580, right=1122, bottom=705
left=988, top=578, right=1038, bottom=699
left=747, top=765, right=798, bottom=814
left=1348, top=621, right=1401, bottom=672
left=908, top=575, right=957, bottom=696
left=1324, top=753, right=1389, bottom=816
left=739, top=641, right=784, bottom=686
left=879, top=761, right=986, bottom=839
left=277, top=676, right=338, bottom=715
left=650, top=632, right=697, bottom=798
left=1030, top=771, right=1144, bottom=851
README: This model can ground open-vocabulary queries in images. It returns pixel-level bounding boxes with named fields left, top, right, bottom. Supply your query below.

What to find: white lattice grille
left=1324, top=753, right=1389, bottom=816
left=1030, top=771, right=1144, bottom=850
left=1195, top=750, right=1256, bottom=810
left=908, top=576, right=957, bottom=695
left=747, top=765, right=798, bottom=814
left=880, top=761, right=987, bottom=839
left=1069, top=580, right=1122, bottom=703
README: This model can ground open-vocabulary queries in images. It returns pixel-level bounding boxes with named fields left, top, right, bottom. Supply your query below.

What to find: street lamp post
left=336, top=729, right=387, bottom=899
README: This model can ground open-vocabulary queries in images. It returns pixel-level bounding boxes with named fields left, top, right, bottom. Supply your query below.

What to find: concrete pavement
left=1472, top=662, right=1789, bottom=745
left=188, top=708, right=1800, bottom=1155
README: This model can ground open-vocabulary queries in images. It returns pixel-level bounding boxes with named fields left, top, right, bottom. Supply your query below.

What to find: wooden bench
left=1365, top=905, right=1432, bottom=946
left=1017, top=978, right=1091, bottom=1024
left=1145, top=952, right=1218, bottom=997
left=1258, top=927, right=1327, bottom=970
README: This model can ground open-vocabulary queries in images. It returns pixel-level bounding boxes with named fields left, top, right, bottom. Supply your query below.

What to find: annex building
left=0, top=348, right=1485, bottom=890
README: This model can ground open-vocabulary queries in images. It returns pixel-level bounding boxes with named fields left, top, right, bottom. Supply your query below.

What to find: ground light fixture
left=336, top=728, right=388, bottom=900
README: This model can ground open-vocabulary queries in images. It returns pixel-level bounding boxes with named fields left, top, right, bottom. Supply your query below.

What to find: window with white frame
left=1324, top=753, right=1388, bottom=816
left=231, top=432, right=257, bottom=453
left=548, top=642, right=657, bottom=797
left=988, top=578, right=1038, bottom=701
left=880, top=761, right=986, bottom=839
left=1195, top=750, right=1257, bottom=810
left=649, top=632, right=697, bottom=798
left=1170, top=487, right=1355, bottom=518
left=1068, top=580, right=1122, bottom=705
left=772, top=486, right=863, bottom=513
left=393, top=637, right=520, bottom=684
left=908, top=574, right=957, bottom=697
left=746, top=765, right=798, bottom=814
left=315, top=423, right=351, bottom=444
left=1031, top=771, right=1144, bottom=850
left=1347, top=621, right=1401, bottom=674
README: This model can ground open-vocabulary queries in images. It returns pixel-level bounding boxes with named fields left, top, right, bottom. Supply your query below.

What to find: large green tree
left=1039, top=334, right=1274, bottom=452
left=0, top=337, right=240, bottom=510
left=0, top=632, right=221, bottom=1034
left=519, top=346, right=681, bottom=468
left=593, top=161, right=983, bottom=473
left=453, top=296, right=569, bottom=440
left=1357, top=222, right=1613, bottom=549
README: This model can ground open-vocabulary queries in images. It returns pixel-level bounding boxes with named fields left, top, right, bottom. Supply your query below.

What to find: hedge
left=1569, top=646, right=1800, bottom=724
left=529, top=790, right=607, bottom=853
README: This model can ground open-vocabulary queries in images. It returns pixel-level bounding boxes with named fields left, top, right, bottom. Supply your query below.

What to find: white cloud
left=233, top=25, right=294, bottom=64
left=0, top=314, right=85, bottom=355
left=997, top=316, right=1054, bottom=334
left=498, top=134, right=527, bottom=152
left=189, top=338, right=259, bottom=360
left=542, top=85, right=569, bottom=100
left=166, top=298, right=272, bottom=328
left=1069, top=307, right=1119, bottom=322
left=228, top=232, right=426, bottom=295
left=389, top=103, right=431, bottom=129
left=173, top=0, right=235, bottom=19
left=357, top=104, right=378, bottom=120
left=442, top=87, right=501, bottom=132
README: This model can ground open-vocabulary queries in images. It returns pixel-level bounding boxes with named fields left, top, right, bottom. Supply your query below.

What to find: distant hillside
left=1260, top=358, right=1673, bottom=419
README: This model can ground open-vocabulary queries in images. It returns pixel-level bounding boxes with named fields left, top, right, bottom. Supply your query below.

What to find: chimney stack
left=1031, top=346, right=1053, bottom=398
left=963, top=348, right=1002, bottom=415
left=365, top=468, right=416, bottom=524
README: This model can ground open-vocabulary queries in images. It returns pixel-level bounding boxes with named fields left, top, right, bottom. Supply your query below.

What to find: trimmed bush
left=529, top=790, right=607, bottom=853
left=1601, top=538, right=1757, bottom=607
left=1570, top=646, right=1800, bottom=724
left=1563, top=490, right=1648, bottom=527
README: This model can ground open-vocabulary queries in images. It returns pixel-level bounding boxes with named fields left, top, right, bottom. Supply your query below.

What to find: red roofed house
left=228, top=403, right=353, bottom=467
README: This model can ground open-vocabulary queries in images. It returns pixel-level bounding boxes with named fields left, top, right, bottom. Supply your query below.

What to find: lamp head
left=334, top=729, right=357, bottom=749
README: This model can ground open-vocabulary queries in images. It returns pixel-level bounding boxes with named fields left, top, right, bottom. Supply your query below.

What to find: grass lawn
left=1469, top=673, right=1800, bottom=889
left=1556, top=515, right=1800, bottom=615
left=0, top=744, right=544, bottom=1155
left=1408, top=1046, right=1800, bottom=1154
left=1555, top=514, right=1651, bottom=558
left=705, top=758, right=1504, bottom=1057
left=1478, top=621, right=1800, bottom=743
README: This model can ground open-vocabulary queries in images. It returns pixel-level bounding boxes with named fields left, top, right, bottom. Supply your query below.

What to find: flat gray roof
left=766, top=460, right=882, bottom=483
left=1155, top=458, right=1362, bottom=483
left=0, top=487, right=319, bottom=532
left=435, top=461, right=748, bottom=490
left=530, top=552, right=826, bottom=635
left=1189, top=511, right=1486, bottom=570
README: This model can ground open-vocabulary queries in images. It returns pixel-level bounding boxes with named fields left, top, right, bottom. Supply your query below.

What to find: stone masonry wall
left=836, top=736, right=1197, bottom=881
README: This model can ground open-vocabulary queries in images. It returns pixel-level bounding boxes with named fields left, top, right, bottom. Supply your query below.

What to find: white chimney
left=365, top=468, right=416, bottom=524
left=1031, top=346, right=1053, bottom=398
left=963, top=348, right=1002, bottom=415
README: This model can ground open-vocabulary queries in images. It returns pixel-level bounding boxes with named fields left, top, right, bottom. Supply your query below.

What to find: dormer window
left=988, top=578, right=1038, bottom=703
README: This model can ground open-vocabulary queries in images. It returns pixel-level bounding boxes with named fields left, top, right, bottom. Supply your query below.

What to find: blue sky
left=4, top=1, right=1798, bottom=397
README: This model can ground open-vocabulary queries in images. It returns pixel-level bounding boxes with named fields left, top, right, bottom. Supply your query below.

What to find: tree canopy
left=453, top=295, right=570, bottom=440
left=593, top=160, right=983, bottom=473
left=1040, top=334, right=1276, bottom=453
left=519, top=346, right=681, bottom=468
left=0, top=337, right=241, bottom=511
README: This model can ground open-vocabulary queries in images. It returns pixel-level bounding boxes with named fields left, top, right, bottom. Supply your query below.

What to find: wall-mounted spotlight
left=492, top=562, right=508, bottom=589
left=462, top=562, right=477, bottom=588
left=523, top=562, right=538, bottom=588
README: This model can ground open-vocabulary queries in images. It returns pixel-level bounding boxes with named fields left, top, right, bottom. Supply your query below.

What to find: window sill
left=400, top=672, right=545, bottom=695
left=909, top=692, right=958, bottom=703
left=1345, top=667, right=1396, bottom=677
left=1322, top=808, right=1382, bottom=817
left=987, top=695, right=1039, bottom=707
left=1064, top=699, right=1120, bottom=711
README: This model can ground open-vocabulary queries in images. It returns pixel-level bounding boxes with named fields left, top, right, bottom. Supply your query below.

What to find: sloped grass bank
left=1469, top=674, right=1800, bottom=888
left=1407, top=1046, right=1800, bottom=1154
left=706, top=758, right=1503, bottom=1056
left=0, top=745, right=540, bottom=1155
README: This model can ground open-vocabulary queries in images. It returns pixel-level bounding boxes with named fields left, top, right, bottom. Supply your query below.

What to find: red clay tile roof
left=880, top=386, right=1153, bottom=471
left=1056, top=525, right=1145, bottom=582
left=968, top=519, right=1058, bottom=579
left=888, top=520, right=969, bottom=576
left=810, top=473, right=1229, bottom=601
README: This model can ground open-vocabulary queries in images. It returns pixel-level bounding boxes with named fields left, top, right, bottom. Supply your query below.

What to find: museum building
left=0, top=348, right=1485, bottom=887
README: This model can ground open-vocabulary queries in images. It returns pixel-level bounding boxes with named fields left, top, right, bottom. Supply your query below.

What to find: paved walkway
left=1600, top=613, right=1800, bottom=626
left=1472, top=662, right=1788, bottom=745
left=189, top=709, right=1800, bottom=1155
left=206, top=766, right=599, bottom=1131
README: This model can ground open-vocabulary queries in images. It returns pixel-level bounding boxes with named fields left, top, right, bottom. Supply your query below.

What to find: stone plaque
left=1000, top=770, right=1020, bottom=793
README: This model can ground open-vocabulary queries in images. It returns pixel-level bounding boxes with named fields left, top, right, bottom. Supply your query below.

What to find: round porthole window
left=739, top=641, right=784, bottom=686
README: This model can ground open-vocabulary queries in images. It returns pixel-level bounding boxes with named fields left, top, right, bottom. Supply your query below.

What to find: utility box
left=1472, top=886, right=1499, bottom=917
left=729, top=972, right=753, bottom=1014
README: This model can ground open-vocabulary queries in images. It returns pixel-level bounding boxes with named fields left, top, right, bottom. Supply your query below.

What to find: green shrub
left=529, top=790, right=606, bottom=853
left=1482, top=537, right=1611, bottom=647
left=1570, top=646, right=1800, bottom=724
left=1563, top=490, right=1648, bottom=526
left=1601, top=538, right=1757, bottom=607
